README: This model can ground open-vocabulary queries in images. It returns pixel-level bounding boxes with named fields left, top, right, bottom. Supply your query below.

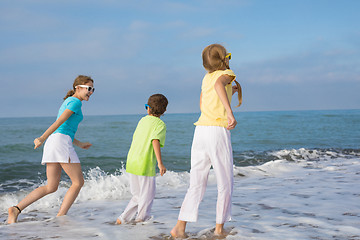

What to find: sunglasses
left=145, top=104, right=151, bottom=110
left=225, top=53, right=231, bottom=60
left=76, top=85, right=95, bottom=93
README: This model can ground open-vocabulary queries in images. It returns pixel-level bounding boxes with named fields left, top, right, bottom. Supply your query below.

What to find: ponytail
left=234, top=80, right=242, bottom=107
left=202, top=44, right=242, bottom=107
left=64, top=89, right=75, bottom=100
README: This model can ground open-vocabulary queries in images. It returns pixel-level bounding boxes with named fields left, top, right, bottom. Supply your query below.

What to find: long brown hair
left=64, top=75, right=94, bottom=100
left=202, top=44, right=242, bottom=107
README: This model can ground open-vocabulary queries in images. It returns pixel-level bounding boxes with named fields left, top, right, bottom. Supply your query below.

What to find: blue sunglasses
left=145, top=104, right=151, bottom=110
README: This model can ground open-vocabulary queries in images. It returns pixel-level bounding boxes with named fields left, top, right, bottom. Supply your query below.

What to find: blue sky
left=1, top=0, right=359, bottom=117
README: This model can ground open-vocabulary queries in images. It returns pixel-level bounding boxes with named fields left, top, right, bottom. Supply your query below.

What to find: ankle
left=215, top=223, right=225, bottom=235
left=10, top=206, right=22, bottom=214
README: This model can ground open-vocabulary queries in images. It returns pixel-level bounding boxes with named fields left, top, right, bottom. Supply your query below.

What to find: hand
left=34, top=137, right=44, bottom=149
left=227, top=113, right=237, bottom=130
left=79, top=142, right=92, bottom=149
left=158, top=163, right=166, bottom=176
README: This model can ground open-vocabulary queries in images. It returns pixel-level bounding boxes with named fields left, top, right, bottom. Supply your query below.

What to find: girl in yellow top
left=171, top=43, right=242, bottom=238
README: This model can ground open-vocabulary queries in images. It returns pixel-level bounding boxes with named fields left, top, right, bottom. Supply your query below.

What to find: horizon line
left=1, top=108, right=359, bottom=119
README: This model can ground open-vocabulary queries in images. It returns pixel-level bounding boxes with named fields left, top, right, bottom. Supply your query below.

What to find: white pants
left=118, top=173, right=156, bottom=222
left=178, top=126, right=233, bottom=224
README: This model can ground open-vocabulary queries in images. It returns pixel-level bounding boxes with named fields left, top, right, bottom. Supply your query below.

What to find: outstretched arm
left=34, top=109, right=74, bottom=149
left=214, top=74, right=237, bottom=130
left=152, top=139, right=166, bottom=176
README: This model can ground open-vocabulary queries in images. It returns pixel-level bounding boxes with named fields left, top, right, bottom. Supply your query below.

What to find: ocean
left=0, top=109, right=359, bottom=239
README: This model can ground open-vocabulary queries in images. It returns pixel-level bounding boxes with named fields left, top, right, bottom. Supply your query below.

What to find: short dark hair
left=147, top=94, right=168, bottom=117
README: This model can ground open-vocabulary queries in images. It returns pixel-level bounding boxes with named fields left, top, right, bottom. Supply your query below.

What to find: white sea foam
left=0, top=148, right=359, bottom=239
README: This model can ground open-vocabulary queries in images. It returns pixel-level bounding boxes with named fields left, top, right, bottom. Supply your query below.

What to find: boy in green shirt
left=116, top=94, right=168, bottom=224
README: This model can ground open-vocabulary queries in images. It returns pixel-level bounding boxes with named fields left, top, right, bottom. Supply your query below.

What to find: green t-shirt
left=126, top=115, right=166, bottom=177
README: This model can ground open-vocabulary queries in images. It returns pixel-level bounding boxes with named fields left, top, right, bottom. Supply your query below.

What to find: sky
left=0, top=0, right=359, bottom=118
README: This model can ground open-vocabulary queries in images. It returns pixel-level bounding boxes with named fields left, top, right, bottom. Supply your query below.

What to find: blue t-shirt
left=53, top=97, right=83, bottom=141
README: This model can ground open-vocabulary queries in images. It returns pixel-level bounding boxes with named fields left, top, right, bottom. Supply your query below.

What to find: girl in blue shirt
left=7, top=75, right=95, bottom=224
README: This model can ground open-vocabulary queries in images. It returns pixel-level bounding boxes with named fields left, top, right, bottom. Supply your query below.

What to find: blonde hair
left=202, top=44, right=242, bottom=107
left=64, top=75, right=94, bottom=100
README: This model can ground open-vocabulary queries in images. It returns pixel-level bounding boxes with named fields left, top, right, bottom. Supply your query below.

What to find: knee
left=46, top=185, right=59, bottom=194
left=72, top=178, right=84, bottom=189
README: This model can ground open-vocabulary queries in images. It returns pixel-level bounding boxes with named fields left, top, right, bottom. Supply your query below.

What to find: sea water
left=0, top=110, right=359, bottom=239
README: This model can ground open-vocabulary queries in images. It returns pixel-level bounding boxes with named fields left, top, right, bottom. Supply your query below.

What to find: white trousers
left=178, top=126, right=234, bottom=224
left=118, top=173, right=156, bottom=222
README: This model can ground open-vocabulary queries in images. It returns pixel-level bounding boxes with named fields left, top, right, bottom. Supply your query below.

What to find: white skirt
left=41, top=133, right=80, bottom=165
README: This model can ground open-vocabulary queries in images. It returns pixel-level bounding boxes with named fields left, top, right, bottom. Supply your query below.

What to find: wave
left=269, top=148, right=360, bottom=160
left=0, top=166, right=191, bottom=214
left=234, top=148, right=360, bottom=178
left=233, top=147, right=360, bottom=166
left=1, top=148, right=359, bottom=213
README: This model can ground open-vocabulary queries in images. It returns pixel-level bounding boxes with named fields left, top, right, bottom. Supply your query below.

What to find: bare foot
left=214, top=232, right=227, bottom=239
left=214, top=229, right=224, bottom=236
left=214, top=229, right=230, bottom=238
left=7, top=206, right=21, bottom=224
left=115, top=219, right=122, bottom=225
left=170, top=226, right=187, bottom=238
left=214, top=223, right=229, bottom=238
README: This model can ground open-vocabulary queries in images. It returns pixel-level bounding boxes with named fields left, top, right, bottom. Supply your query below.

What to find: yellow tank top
left=194, top=69, right=236, bottom=128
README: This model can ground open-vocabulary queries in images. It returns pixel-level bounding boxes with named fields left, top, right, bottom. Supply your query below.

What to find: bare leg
left=214, top=223, right=226, bottom=236
left=170, top=220, right=188, bottom=238
left=7, top=163, right=62, bottom=224
left=57, top=163, right=84, bottom=216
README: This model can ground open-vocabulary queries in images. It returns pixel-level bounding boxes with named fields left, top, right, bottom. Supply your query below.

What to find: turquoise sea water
left=1, top=109, right=359, bottom=191
left=0, top=109, right=359, bottom=239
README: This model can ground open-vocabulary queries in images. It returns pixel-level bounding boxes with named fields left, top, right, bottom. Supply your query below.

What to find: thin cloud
left=179, top=27, right=216, bottom=39
left=0, top=33, right=109, bottom=64
left=129, top=20, right=152, bottom=31
left=241, top=47, right=360, bottom=84
left=0, top=5, right=59, bottom=31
